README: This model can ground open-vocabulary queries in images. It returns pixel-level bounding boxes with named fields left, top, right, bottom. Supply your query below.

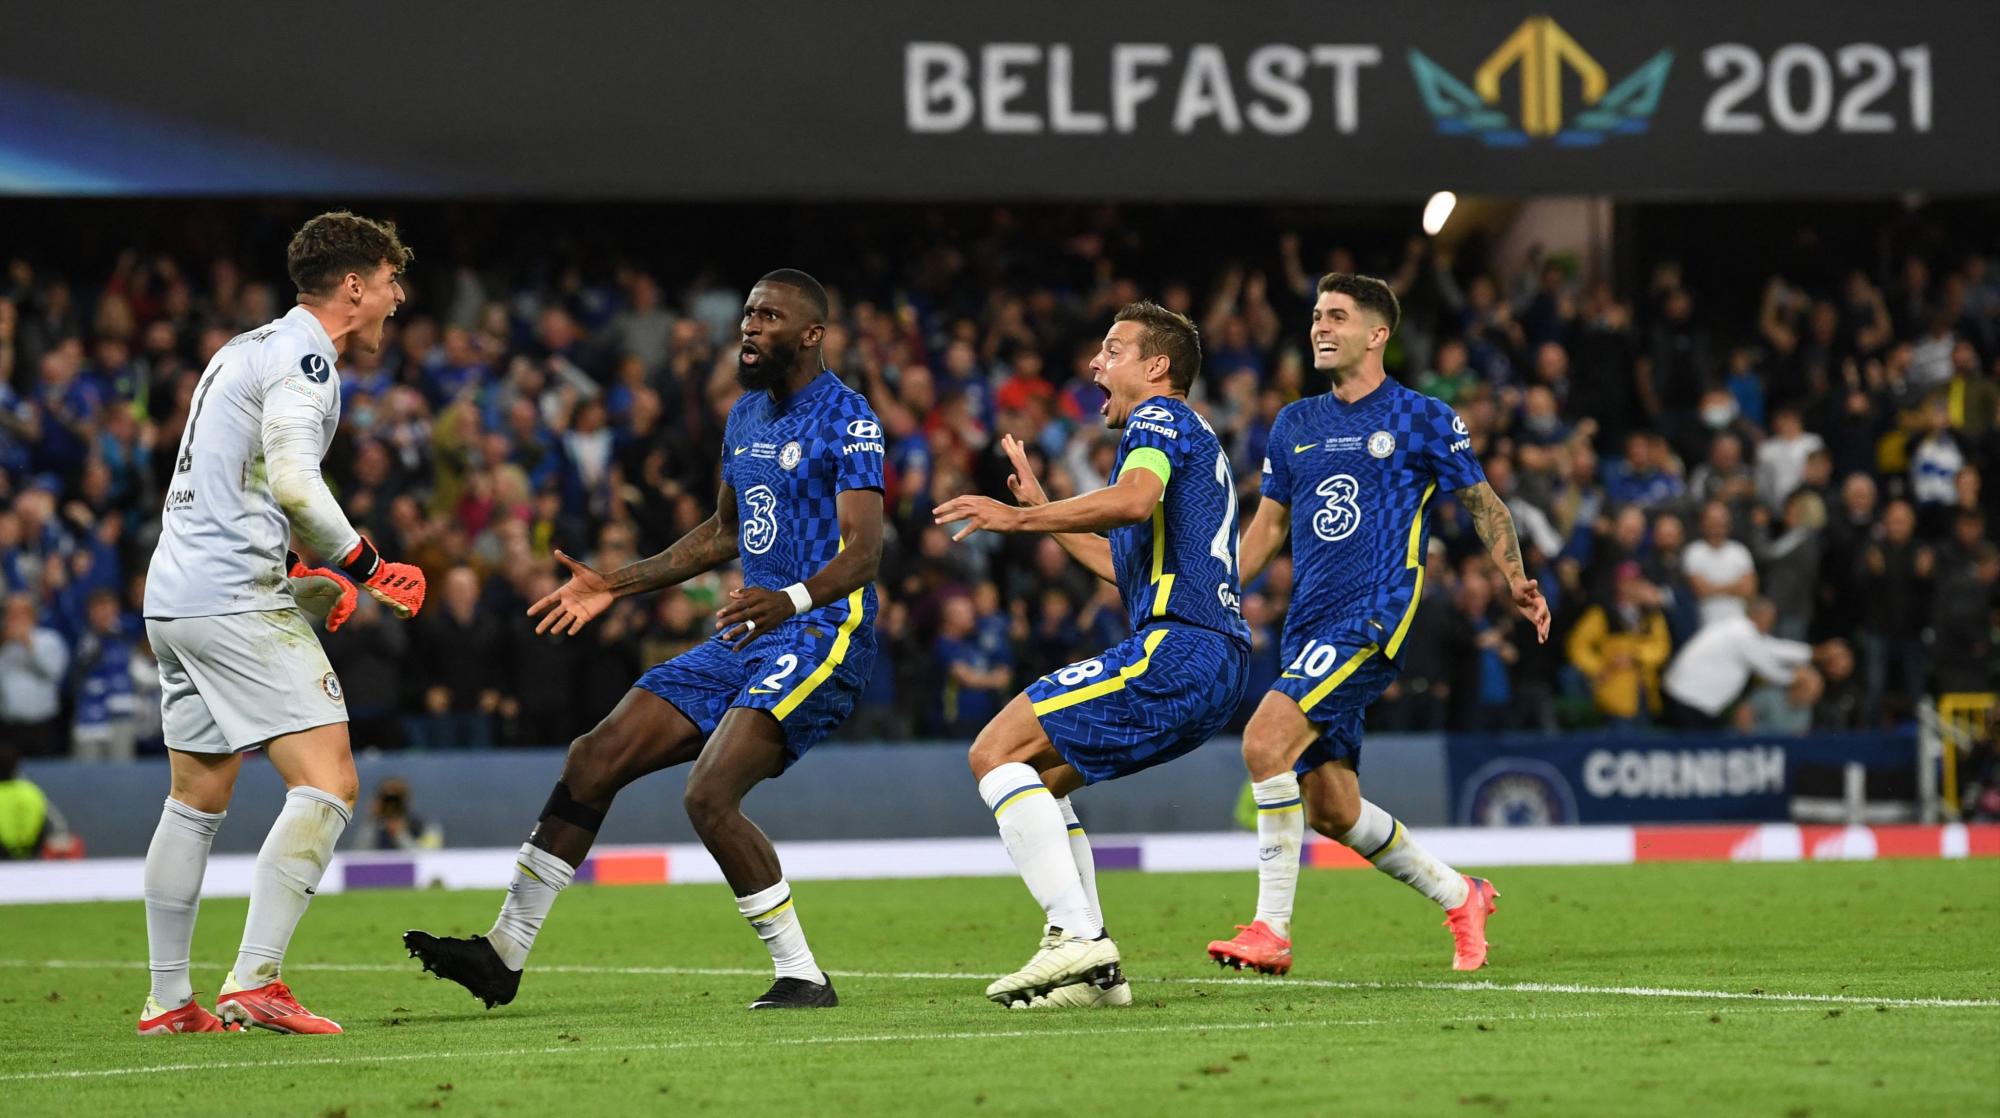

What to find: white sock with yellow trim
left=1054, top=797, right=1103, bottom=933
left=980, top=763, right=1100, bottom=938
left=737, top=879, right=821, bottom=981
left=1251, top=773, right=1305, bottom=939
left=1340, top=800, right=1469, bottom=909
left=487, top=842, right=574, bottom=970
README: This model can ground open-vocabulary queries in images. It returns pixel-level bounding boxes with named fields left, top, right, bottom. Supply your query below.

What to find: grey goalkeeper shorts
left=146, top=609, right=347, bottom=754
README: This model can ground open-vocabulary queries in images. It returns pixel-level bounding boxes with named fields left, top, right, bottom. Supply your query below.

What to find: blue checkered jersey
left=1108, top=396, right=1252, bottom=649
left=1261, top=378, right=1484, bottom=661
left=721, top=372, right=883, bottom=640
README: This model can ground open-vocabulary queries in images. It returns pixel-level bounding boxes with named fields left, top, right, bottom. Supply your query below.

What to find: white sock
left=979, top=763, right=1100, bottom=939
left=1055, top=797, right=1103, bottom=933
left=232, top=786, right=351, bottom=985
left=1251, top=773, right=1305, bottom=939
left=736, top=879, right=821, bottom=981
left=487, top=843, right=575, bottom=970
left=144, top=798, right=225, bottom=1009
left=1340, top=799, right=1469, bottom=909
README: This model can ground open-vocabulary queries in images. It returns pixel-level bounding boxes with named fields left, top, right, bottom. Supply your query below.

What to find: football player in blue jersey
left=935, top=302, right=1251, bottom=1008
left=1206, top=273, right=1549, bottom=977
left=406, top=269, right=883, bottom=1011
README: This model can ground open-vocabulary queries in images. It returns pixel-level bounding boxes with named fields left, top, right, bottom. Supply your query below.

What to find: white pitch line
left=5, top=1006, right=1820, bottom=1085
left=4, top=958, right=1994, bottom=1010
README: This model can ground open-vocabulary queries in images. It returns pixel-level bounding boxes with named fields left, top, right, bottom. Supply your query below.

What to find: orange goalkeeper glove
left=286, top=550, right=358, bottom=631
left=338, top=536, right=427, bottom=619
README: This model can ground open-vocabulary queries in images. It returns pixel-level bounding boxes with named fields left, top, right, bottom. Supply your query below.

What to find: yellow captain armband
left=1118, top=446, right=1172, bottom=487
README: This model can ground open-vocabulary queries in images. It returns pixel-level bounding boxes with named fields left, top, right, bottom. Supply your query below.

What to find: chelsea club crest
left=1367, top=431, right=1396, bottom=458
left=779, top=441, right=803, bottom=470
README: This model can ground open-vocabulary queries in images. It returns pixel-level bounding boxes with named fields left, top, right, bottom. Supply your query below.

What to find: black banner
left=2, top=1, right=1995, bottom=198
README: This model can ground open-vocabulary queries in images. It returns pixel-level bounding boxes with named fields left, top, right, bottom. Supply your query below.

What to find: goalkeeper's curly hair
left=286, top=211, right=414, bottom=297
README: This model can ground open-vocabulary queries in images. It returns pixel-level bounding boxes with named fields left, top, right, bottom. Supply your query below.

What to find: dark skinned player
left=404, top=269, right=884, bottom=1010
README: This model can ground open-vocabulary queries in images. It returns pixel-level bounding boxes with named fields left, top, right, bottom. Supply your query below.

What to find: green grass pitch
left=4, top=861, right=1997, bottom=1116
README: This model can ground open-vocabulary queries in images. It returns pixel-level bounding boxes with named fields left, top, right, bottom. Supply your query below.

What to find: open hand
left=1000, top=434, right=1047, bottom=507
left=932, top=495, right=1026, bottom=541
left=527, top=550, right=613, bottom=636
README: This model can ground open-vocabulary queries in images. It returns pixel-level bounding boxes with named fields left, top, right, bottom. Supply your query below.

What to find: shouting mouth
left=741, top=344, right=761, bottom=366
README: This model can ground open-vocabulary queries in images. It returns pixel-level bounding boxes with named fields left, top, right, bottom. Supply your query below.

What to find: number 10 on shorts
left=1286, top=640, right=1344, bottom=678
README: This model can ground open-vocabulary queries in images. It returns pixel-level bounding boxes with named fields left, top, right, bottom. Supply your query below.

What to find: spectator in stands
left=1373, top=542, right=1454, bottom=733
left=1689, top=431, right=1758, bottom=528
left=1640, top=512, right=1702, bottom=643
left=1450, top=567, right=1519, bottom=732
left=1663, top=598, right=1813, bottom=730
left=68, top=588, right=137, bottom=761
left=1751, top=489, right=1825, bottom=641
left=354, top=777, right=443, bottom=852
left=1810, top=639, right=1865, bottom=730
left=1742, top=659, right=1823, bottom=735
left=1755, top=407, right=1825, bottom=511
left=1683, top=500, right=1757, bottom=627
left=934, top=593, right=1009, bottom=738
left=1565, top=562, right=1672, bottom=728
left=1909, top=397, right=1967, bottom=538
left=1856, top=499, right=1932, bottom=722
left=1929, top=542, right=1998, bottom=696
left=0, top=593, right=66, bottom=756
left=499, top=568, right=584, bottom=747
left=1646, top=287, right=1715, bottom=462
left=407, top=566, right=502, bottom=749
left=1604, top=432, right=1684, bottom=510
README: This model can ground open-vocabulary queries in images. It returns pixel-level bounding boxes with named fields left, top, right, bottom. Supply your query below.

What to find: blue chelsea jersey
left=1261, top=377, right=1484, bottom=661
left=1108, top=395, right=1252, bottom=649
left=721, top=373, right=884, bottom=646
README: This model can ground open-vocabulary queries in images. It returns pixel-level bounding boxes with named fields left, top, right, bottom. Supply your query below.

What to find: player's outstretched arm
left=265, top=412, right=425, bottom=619
left=996, top=433, right=1114, bottom=583
left=1456, top=481, right=1551, bottom=642
left=716, top=488, right=883, bottom=650
left=533, top=479, right=743, bottom=636
left=1237, top=496, right=1290, bottom=585
left=933, top=467, right=1161, bottom=541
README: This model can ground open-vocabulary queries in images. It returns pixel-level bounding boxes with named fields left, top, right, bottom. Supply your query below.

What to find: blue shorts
left=1269, top=635, right=1401, bottom=775
left=1026, top=624, right=1247, bottom=785
left=635, top=620, right=873, bottom=771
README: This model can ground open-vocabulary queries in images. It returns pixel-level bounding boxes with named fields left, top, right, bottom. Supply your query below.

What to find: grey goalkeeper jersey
left=145, top=306, right=361, bottom=619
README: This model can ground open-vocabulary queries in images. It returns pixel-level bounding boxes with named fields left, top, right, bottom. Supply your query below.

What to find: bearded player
left=1205, top=273, right=1549, bottom=977
left=405, top=270, right=881, bottom=1010
left=138, top=212, right=428, bottom=1035
left=935, top=302, right=1249, bottom=1007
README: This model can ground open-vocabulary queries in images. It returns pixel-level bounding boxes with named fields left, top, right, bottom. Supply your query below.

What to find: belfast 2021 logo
left=1409, top=16, right=1672, bottom=147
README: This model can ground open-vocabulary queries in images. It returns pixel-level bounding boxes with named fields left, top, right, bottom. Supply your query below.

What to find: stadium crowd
left=0, top=207, right=1996, bottom=757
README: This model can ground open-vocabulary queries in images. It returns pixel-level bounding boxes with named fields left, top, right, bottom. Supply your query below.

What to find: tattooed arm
left=1455, top=481, right=1551, bottom=642
left=528, top=478, right=741, bottom=637
left=609, top=478, right=742, bottom=597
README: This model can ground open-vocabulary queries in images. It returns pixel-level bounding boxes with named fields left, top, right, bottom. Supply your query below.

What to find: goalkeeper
left=135, top=211, right=427, bottom=1037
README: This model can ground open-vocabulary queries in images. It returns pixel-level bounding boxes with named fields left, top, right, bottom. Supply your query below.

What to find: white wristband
left=782, top=582, right=814, bottom=616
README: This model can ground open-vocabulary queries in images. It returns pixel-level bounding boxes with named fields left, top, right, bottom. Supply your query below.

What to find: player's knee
left=681, top=776, right=737, bottom=835
left=323, top=775, right=361, bottom=809
left=560, top=730, right=625, bottom=803
left=1241, top=732, right=1289, bottom=782
left=1306, top=800, right=1359, bottom=839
